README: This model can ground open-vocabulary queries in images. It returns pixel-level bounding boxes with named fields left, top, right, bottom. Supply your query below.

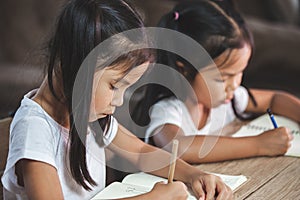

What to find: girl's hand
left=189, top=172, right=233, bottom=200
left=148, top=181, right=188, bottom=200
left=256, top=127, right=294, bottom=156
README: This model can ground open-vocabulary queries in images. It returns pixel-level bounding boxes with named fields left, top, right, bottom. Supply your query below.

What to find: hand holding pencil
left=267, top=108, right=278, bottom=128
left=253, top=108, right=294, bottom=156
left=151, top=138, right=234, bottom=199
left=165, top=139, right=233, bottom=199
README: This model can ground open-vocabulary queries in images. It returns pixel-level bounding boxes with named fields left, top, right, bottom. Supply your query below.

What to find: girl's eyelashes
left=110, top=83, right=118, bottom=90
left=215, top=79, right=225, bottom=83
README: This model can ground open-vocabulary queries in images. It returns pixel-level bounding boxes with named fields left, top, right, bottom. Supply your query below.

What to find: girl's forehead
left=126, top=62, right=149, bottom=76
left=118, top=62, right=149, bottom=83
left=95, top=62, right=149, bottom=81
left=215, top=45, right=251, bottom=71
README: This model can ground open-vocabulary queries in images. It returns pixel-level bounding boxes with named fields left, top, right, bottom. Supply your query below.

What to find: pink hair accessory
left=174, top=11, right=179, bottom=21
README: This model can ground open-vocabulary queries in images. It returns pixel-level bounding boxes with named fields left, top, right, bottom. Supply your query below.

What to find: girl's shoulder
left=150, top=97, right=187, bottom=116
left=11, top=90, right=68, bottom=141
left=154, top=96, right=184, bottom=108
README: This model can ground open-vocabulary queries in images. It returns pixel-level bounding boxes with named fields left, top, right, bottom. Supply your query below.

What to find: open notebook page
left=91, top=182, right=150, bottom=200
left=92, top=173, right=196, bottom=200
left=91, top=172, right=247, bottom=200
left=233, top=114, right=300, bottom=157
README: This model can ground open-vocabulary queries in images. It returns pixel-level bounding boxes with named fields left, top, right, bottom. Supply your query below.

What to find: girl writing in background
left=135, top=0, right=300, bottom=164
left=1, top=0, right=232, bottom=199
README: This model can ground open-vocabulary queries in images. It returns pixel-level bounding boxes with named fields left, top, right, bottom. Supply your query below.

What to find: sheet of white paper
left=233, top=114, right=300, bottom=157
left=212, top=173, right=248, bottom=191
left=91, top=182, right=150, bottom=200
left=123, top=173, right=196, bottom=200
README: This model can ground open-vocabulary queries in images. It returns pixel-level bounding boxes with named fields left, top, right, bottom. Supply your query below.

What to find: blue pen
left=267, top=108, right=278, bottom=128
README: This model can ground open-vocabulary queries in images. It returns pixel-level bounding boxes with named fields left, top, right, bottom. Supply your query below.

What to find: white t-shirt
left=1, top=90, right=118, bottom=200
left=145, top=86, right=249, bottom=143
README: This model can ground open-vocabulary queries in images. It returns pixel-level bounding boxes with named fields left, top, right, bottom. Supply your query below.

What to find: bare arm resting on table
left=247, top=89, right=300, bottom=123
left=107, top=124, right=233, bottom=200
left=153, top=124, right=292, bottom=163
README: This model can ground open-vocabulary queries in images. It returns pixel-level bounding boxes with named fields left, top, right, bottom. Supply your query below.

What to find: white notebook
left=91, top=172, right=247, bottom=200
left=233, top=114, right=300, bottom=157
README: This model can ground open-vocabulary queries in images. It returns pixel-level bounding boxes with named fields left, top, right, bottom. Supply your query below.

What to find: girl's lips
left=104, top=112, right=114, bottom=115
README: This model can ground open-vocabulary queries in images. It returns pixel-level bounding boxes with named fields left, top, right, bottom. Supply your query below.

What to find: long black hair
left=132, top=0, right=257, bottom=127
left=47, top=0, right=152, bottom=190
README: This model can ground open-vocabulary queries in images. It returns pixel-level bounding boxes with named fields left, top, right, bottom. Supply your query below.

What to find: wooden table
left=197, top=156, right=300, bottom=199
left=196, top=120, right=300, bottom=200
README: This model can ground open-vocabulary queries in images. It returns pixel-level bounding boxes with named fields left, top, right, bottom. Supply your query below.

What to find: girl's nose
left=111, top=91, right=124, bottom=107
left=227, top=77, right=240, bottom=92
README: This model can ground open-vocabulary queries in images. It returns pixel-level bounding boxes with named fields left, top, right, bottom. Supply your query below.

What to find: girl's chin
left=98, top=114, right=108, bottom=119
left=89, top=114, right=106, bottom=122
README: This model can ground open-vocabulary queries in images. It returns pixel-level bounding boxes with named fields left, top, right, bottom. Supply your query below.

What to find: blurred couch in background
left=0, top=0, right=300, bottom=191
left=0, top=0, right=299, bottom=119
left=236, top=0, right=300, bottom=96
left=0, top=0, right=61, bottom=118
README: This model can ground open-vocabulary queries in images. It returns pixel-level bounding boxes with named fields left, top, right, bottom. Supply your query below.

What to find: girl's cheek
left=214, top=82, right=227, bottom=102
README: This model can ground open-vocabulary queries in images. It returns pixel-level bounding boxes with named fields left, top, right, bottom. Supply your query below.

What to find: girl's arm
left=108, top=125, right=232, bottom=200
left=15, top=159, right=64, bottom=200
left=246, top=89, right=300, bottom=123
left=152, top=124, right=292, bottom=163
left=15, top=149, right=188, bottom=200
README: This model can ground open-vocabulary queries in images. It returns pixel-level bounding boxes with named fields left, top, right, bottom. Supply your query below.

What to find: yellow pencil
left=168, top=139, right=179, bottom=183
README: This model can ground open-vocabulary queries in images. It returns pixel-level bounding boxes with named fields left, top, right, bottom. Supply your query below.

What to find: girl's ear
left=175, top=61, right=185, bottom=68
left=176, top=60, right=189, bottom=77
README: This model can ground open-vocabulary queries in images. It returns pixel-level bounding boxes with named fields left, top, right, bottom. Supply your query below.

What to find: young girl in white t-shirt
left=134, top=0, right=300, bottom=163
left=1, top=0, right=232, bottom=199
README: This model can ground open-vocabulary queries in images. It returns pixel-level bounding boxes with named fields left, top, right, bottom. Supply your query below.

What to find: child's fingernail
left=199, top=197, right=204, bottom=200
